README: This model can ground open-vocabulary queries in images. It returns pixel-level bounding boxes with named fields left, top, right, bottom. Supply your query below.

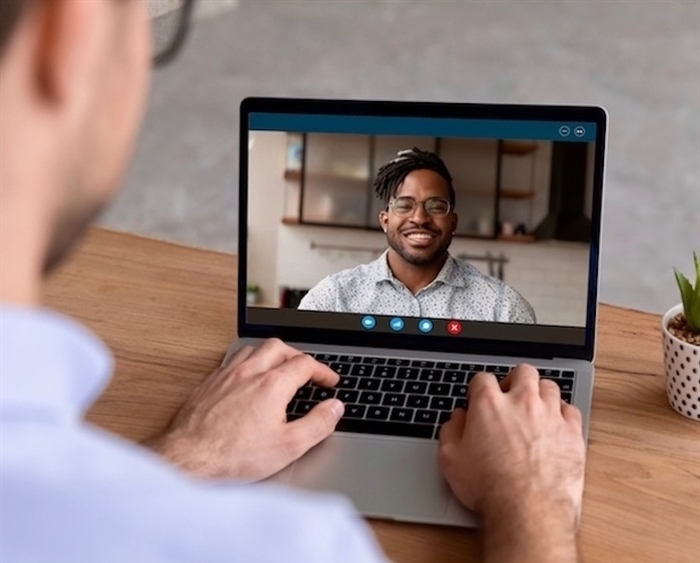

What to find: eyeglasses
left=388, top=196, right=452, bottom=217
left=150, top=0, right=196, bottom=67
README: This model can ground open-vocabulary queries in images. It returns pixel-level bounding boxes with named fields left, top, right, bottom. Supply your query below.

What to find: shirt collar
left=369, top=251, right=470, bottom=288
left=0, top=306, right=113, bottom=420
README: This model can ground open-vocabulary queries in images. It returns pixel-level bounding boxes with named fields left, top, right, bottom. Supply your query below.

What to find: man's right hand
left=438, top=364, right=586, bottom=563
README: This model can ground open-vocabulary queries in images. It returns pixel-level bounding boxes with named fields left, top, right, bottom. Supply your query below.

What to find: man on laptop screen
left=298, top=148, right=536, bottom=323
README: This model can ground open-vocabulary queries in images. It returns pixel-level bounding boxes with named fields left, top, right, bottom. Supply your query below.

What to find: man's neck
left=386, top=250, right=448, bottom=294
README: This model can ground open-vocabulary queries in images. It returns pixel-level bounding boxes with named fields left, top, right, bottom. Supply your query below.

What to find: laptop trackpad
left=284, top=434, right=451, bottom=520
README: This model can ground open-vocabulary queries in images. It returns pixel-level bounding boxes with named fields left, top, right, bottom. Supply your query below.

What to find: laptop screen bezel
left=237, top=97, right=606, bottom=362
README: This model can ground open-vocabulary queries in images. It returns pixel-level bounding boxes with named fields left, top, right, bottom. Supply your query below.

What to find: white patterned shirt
left=298, top=251, right=536, bottom=323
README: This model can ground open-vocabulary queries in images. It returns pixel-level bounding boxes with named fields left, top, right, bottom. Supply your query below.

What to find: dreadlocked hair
left=373, top=147, right=455, bottom=205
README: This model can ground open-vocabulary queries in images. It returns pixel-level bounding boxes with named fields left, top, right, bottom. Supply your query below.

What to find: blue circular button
left=389, top=317, right=405, bottom=332
left=361, top=315, right=376, bottom=330
left=418, top=319, right=434, bottom=333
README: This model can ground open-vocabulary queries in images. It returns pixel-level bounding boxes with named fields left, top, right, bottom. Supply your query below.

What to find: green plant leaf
left=675, top=255, right=700, bottom=332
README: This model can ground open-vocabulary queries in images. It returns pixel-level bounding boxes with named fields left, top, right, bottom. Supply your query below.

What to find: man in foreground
left=0, top=1, right=585, bottom=562
left=298, top=148, right=536, bottom=324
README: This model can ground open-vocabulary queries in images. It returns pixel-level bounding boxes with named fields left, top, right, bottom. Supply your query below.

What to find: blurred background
left=100, top=0, right=700, bottom=315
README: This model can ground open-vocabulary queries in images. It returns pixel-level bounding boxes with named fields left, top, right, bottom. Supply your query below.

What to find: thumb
left=286, top=398, right=344, bottom=458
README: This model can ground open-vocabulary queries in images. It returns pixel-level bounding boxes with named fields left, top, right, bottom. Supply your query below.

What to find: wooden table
left=45, top=228, right=700, bottom=563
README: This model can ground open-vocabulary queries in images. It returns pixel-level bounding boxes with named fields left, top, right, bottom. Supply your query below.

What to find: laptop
left=225, top=97, right=607, bottom=526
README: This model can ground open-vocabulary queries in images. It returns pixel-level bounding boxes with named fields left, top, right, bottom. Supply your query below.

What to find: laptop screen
left=239, top=99, right=606, bottom=360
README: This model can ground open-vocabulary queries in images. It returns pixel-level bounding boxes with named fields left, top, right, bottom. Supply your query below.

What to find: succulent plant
left=674, top=252, right=700, bottom=333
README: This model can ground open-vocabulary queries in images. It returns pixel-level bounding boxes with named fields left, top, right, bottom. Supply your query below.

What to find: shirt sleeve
left=298, top=276, right=339, bottom=312
left=503, top=286, right=537, bottom=324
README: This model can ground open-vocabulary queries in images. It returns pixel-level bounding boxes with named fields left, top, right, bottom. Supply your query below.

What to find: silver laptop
left=225, top=97, right=607, bottom=526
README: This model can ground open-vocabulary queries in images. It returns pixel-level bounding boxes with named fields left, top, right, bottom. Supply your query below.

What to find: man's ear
left=35, top=0, right=104, bottom=104
left=379, top=210, right=388, bottom=232
left=450, top=212, right=458, bottom=234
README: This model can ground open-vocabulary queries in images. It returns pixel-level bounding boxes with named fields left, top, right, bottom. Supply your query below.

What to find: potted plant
left=246, top=284, right=261, bottom=305
left=662, top=252, right=700, bottom=420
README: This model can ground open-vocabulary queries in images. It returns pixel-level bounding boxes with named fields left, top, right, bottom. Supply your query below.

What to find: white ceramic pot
left=662, top=304, right=700, bottom=421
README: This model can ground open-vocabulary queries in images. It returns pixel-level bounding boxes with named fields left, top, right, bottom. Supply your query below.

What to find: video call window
left=245, top=115, right=597, bottom=339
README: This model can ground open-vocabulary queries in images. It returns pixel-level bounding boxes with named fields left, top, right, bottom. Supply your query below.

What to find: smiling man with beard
left=299, top=148, right=536, bottom=323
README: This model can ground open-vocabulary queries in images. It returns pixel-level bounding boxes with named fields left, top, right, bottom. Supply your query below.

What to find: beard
left=43, top=198, right=107, bottom=274
left=386, top=227, right=453, bottom=268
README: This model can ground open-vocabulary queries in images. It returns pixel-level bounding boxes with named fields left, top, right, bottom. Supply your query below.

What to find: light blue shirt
left=0, top=306, right=389, bottom=563
left=299, top=251, right=536, bottom=323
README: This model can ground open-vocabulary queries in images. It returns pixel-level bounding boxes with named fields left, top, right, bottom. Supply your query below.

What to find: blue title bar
left=249, top=112, right=597, bottom=142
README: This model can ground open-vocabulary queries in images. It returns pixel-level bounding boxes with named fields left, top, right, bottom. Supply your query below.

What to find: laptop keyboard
left=286, top=353, right=576, bottom=440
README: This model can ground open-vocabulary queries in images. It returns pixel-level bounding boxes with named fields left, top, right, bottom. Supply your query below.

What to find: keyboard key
left=381, top=379, right=404, bottom=393
left=406, top=394, right=430, bottom=408
left=438, top=411, right=452, bottom=424
left=382, top=393, right=406, bottom=407
left=436, top=362, right=460, bottom=370
left=405, top=381, right=428, bottom=394
left=419, top=369, right=443, bottom=382
left=443, top=371, right=467, bottom=384
left=362, top=356, right=386, bottom=366
left=455, top=398, right=468, bottom=410
left=562, top=371, right=575, bottom=379
left=431, top=397, right=454, bottom=411
left=294, top=386, right=313, bottom=400
left=390, top=408, right=414, bottom=422
left=467, top=371, right=481, bottom=382
left=415, top=410, right=438, bottom=424
left=428, top=383, right=452, bottom=396
left=366, top=406, right=390, bottom=420
left=542, top=377, right=574, bottom=392
left=451, top=384, right=468, bottom=398
left=359, top=391, right=382, bottom=405
left=314, top=353, right=338, bottom=363
left=312, top=388, right=336, bottom=401
left=337, top=390, right=359, bottom=403
left=294, top=400, right=315, bottom=415
left=337, top=376, right=358, bottom=389
left=339, top=355, right=363, bottom=363
left=344, top=404, right=366, bottom=418
left=562, top=392, right=573, bottom=404
left=351, top=364, right=375, bottom=377
left=557, top=379, right=574, bottom=392
left=336, top=418, right=433, bottom=439
left=411, top=359, right=436, bottom=368
left=329, top=362, right=352, bottom=375
left=287, top=413, right=302, bottom=422
left=357, top=378, right=381, bottom=391
left=538, top=368, right=561, bottom=378
left=486, top=365, right=511, bottom=374
left=461, top=363, right=484, bottom=372
left=387, top=358, right=411, bottom=367
left=374, top=366, right=397, bottom=379
left=397, top=367, right=420, bottom=380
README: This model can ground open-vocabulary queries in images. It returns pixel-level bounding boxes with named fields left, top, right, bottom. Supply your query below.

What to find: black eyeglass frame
left=387, top=196, right=453, bottom=217
left=153, top=0, right=196, bottom=67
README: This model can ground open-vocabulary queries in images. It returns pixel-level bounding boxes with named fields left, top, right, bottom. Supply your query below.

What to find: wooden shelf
left=499, top=189, right=535, bottom=199
left=497, top=234, right=536, bottom=242
left=281, top=217, right=300, bottom=225
left=502, top=141, right=538, bottom=155
left=284, top=170, right=301, bottom=181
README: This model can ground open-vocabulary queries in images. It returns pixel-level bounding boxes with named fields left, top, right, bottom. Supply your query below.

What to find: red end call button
left=446, top=320, right=463, bottom=335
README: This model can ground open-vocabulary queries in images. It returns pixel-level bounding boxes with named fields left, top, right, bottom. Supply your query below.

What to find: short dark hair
left=0, top=0, right=30, bottom=57
left=373, top=147, right=455, bottom=206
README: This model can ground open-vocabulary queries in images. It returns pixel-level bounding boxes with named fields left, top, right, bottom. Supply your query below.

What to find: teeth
left=406, top=233, right=433, bottom=240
